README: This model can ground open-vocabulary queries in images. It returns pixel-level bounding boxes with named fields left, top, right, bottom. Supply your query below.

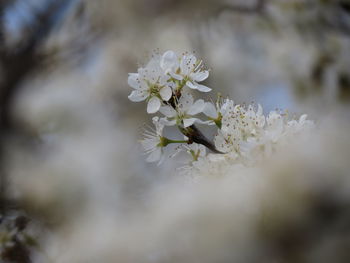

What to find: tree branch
left=0, top=0, right=75, bottom=215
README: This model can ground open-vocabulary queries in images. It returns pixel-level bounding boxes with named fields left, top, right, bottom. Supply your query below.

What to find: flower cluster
left=128, top=51, right=210, bottom=114
left=128, top=50, right=314, bottom=168
left=213, top=103, right=313, bottom=162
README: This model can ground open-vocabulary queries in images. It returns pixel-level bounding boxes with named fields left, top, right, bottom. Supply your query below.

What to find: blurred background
left=1, top=0, right=350, bottom=262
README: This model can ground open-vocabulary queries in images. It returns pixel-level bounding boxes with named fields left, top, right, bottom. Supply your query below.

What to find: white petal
left=195, top=83, right=211, bottom=92
left=186, top=81, right=211, bottom=92
left=161, top=50, right=176, bottom=62
left=147, top=97, right=161, bottom=114
left=191, top=70, right=209, bottom=82
left=159, top=86, right=172, bottom=101
left=194, top=119, right=213, bottom=125
left=141, top=138, right=158, bottom=151
left=214, top=132, right=230, bottom=153
left=160, top=118, right=176, bottom=126
left=203, top=102, right=217, bottom=118
left=221, top=99, right=235, bottom=114
left=180, top=54, right=196, bottom=75
left=128, top=90, right=148, bottom=102
left=146, top=148, right=162, bottom=162
left=127, top=73, right=140, bottom=89
left=160, top=50, right=178, bottom=72
left=299, top=114, right=307, bottom=123
left=146, top=55, right=161, bottom=68
left=169, top=72, right=183, bottom=81
left=183, top=118, right=197, bottom=128
left=186, top=80, right=198, bottom=90
left=178, top=91, right=194, bottom=112
left=187, top=99, right=205, bottom=115
left=152, top=116, right=164, bottom=135
left=159, top=106, right=177, bottom=118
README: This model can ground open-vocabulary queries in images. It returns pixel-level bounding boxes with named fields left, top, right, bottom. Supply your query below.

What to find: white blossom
left=214, top=103, right=266, bottom=154
left=265, top=111, right=284, bottom=142
left=203, top=98, right=234, bottom=119
left=140, top=116, right=167, bottom=164
left=160, top=90, right=206, bottom=128
left=128, top=55, right=172, bottom=114
left=175, top=143, right=209, bottom=174
left=213, top=103, right=314, bottom=165
left=287, top=114, right=313, bottom=133
left=160, top=50, right=211, bottom=92
left=184, top=143, right=207, bottom=160
left=203, top=98, right=235, bottom=126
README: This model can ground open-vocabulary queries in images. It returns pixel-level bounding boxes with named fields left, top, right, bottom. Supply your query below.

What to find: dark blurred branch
left=0, top=1, right=76, bottom=259
left=0, top=0, right=75, bottom=216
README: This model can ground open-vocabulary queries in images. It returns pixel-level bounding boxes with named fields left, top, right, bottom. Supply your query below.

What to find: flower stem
left=161, top=137, right=188, bottom=147
left=167, top=139, right=188, bottom=144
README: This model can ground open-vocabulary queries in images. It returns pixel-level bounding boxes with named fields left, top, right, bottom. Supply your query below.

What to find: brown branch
left=184, top=125, right=223, bottom=154
left=168, top=93, right=223, bottom=154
